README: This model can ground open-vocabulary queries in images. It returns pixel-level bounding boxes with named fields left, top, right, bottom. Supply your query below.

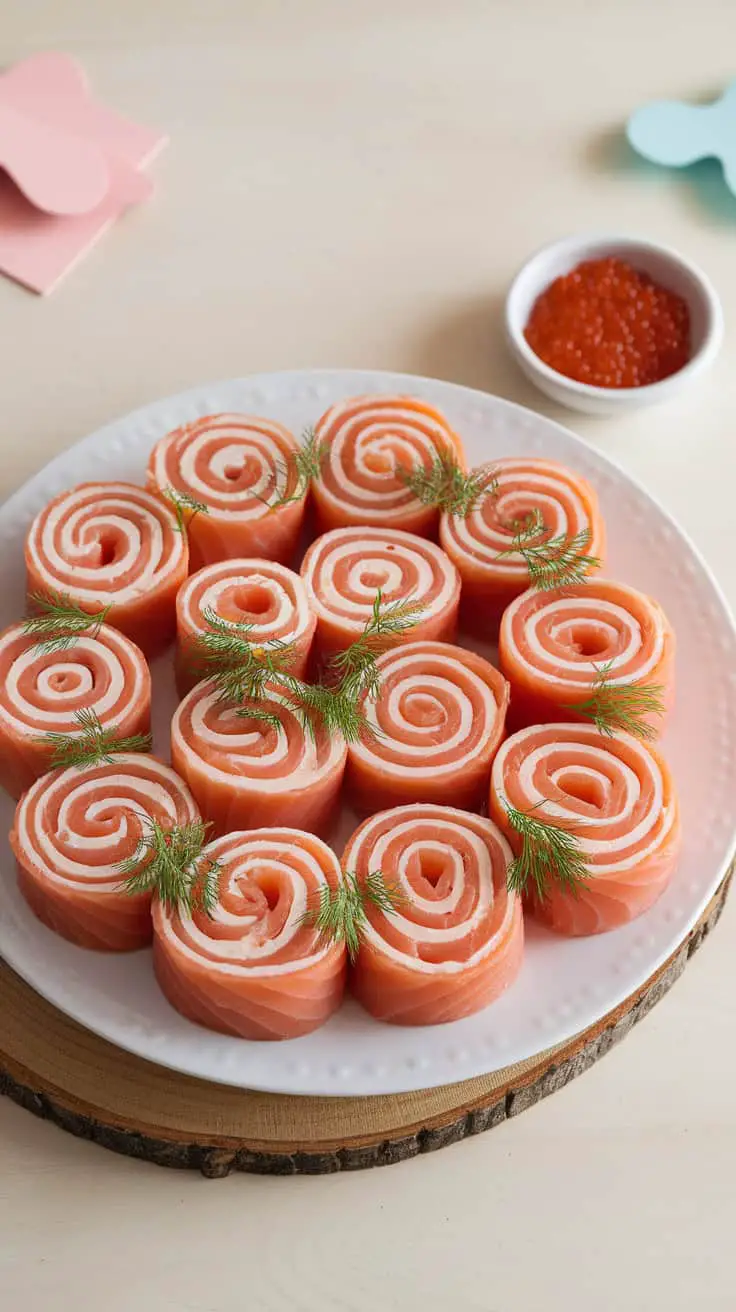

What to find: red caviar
left=524, top=257, right=691, bottom=389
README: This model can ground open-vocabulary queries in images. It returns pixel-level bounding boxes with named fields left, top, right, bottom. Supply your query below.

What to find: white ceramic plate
left=1, top=369, right=734, bottom=1097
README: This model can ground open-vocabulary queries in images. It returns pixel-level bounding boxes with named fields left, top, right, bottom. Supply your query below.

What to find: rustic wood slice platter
left=0, top=866, right=730, bottom=1178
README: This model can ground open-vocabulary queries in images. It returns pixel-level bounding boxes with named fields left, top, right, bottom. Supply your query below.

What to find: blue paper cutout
left=627, top=83, right=736, bottom=196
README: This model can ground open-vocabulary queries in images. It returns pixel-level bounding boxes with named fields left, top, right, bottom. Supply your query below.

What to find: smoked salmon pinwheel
left=310, top=395, right=465, bottom=537
left=171, top=680, right=347, bottom=835
left=301, top=526, right=460, bottom=663
left=440, top=457, right=606, bottom=632
left=10, top=754, right=200, bottom=952
left=175, top=558, right=317, bottom=697
left=153, top=828, right=346, bottom=1040
left=347, top=641, right=509, bottom=813
left=0, top=621, right=151, bottom=800
left=343, top=804, right=523, bottom=1026
left=499, top=579, right=674, bottom=736
left=489, top=723, right=682, bottom=936
left=25, top=482, right=188, bottom=657
left=147, top=413, right=305, bottom=569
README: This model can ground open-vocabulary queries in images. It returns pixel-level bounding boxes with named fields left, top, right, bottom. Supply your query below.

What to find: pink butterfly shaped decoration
left=0, top=53, right=167, bottom=294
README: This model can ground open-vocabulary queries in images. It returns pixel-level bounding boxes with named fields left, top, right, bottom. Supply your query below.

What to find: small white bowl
left=505, top=233, right=724, bottom=416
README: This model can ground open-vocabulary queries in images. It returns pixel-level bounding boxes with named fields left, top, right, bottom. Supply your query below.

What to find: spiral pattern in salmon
left=489, top=723, right=681, bottom=935
left=171, top=681, right=347, bottom=836
left=153, top=828, right=346, bottom=1040
left=301, top=526, right=460, bottom=662
left=347, top=641, right=509, bottom=813
left=175, top=558, right=317, bottom=696
left=440, top=457, right=606, bottom=631
left=10, top=754, right=200, bottom=951
left=25, top=482, right=187, bottom=657
left=311, top=395, right=465, bottom=535
left=499, top=579, right=675, bottom=733
left=343, top=804, right=523, bottom=1025
left=147, top=413, right=304, bottom=567
left=0, top=621, right=151, bottom=799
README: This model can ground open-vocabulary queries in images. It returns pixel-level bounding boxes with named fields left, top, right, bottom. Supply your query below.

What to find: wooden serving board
left=0, top=866, right=730, bottom=1177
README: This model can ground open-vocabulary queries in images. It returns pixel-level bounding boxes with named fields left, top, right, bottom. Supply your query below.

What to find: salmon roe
left=524, top=257, right=691, bottom=389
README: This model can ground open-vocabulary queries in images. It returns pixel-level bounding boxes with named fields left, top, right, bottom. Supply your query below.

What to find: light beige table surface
left=1, top=3, right=735, bottom=1309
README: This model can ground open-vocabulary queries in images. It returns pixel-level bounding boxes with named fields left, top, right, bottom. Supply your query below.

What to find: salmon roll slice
left=175, top=558, right=316, bottom=697
left=499, top=580, right=674, bottom=736
left=301, top=526, right=460, bottom=665
left=311, top=395, right=465, bottom=537
left=171, top=680, right=347, bottom=836
left=153, top=828, right=346, bottom=1040
left=10, top=754, right=199, bottom=952
left=0, top=621, right=151, bottom=800
left=440, top=457, right=606, bottom=633
left=347, top=641, right=509, bottom=813
left=343, top=804, right=523, bottom=1026
left=25, top=482, right=187, bottom=657
left=147, top=413, right=305, bottom=569
left=489, top=723, right=682, bottom=936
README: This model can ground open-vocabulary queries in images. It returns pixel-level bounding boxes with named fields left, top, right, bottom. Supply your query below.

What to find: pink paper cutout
left=0, top=53, right=166, bottom=294
left=0, top=103, right=110, bottom=215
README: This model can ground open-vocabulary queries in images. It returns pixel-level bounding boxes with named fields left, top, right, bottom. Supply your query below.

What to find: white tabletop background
left=1, top=3, right=735, bottom=1308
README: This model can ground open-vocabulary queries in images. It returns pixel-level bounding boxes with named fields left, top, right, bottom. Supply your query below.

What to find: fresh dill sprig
left=284, top=678, right=370, bottom=745
left=40, top=709, right=153, bottom=770
left=505, top=507, right=545, bottom=538
left=190, top=615, right=362, bottom=742
left=189, top=608, right=297, bottom=705
left=329, top=589, right=425, bottom=701
left=191, top=591, right=423, bottom=744
left=301, top=870, right=404, bottom=961
left=162, top=485, right=209, bottom=536
left=290, top=590, right=424, bottom=742
left=260, top=426, right=329, bottom=510
left=236, top=676, right=370, bottom=746
left=567, top=662, right=665, bottom=742
left=398, top=455, right=498, bottom=517
left=497, top=513, right=601, bottom=591
left=118, top=818, right=219, bottom=916
left=504, top=802, right=589, bottom=900
left=236, top=702, right=289, bottom=735
left=23, top=590, right=112, bottom=655
left=292, top=426, right=329, bottom=486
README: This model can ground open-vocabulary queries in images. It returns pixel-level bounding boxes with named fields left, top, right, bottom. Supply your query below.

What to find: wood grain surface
left=0, top=867, right=730, bottom=1177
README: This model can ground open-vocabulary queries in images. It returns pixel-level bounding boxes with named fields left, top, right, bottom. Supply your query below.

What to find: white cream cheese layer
left=15, top=756, right=198, bottom=893
left=302, top=527, right=457, bottom=629
left=26, top=484, right=185, bottom=605
left=155, top=832, right=342, bottom=978
left=491, top=724, right=677, bottom=877
left=0, top=627, right=144, bottom=733
left=346, top=809, right=516, bottom=976
left=150, top=415, right=296, bottom=518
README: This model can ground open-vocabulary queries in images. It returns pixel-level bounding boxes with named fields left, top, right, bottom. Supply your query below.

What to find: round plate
left=1, top=369, right=734, bottom=1097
